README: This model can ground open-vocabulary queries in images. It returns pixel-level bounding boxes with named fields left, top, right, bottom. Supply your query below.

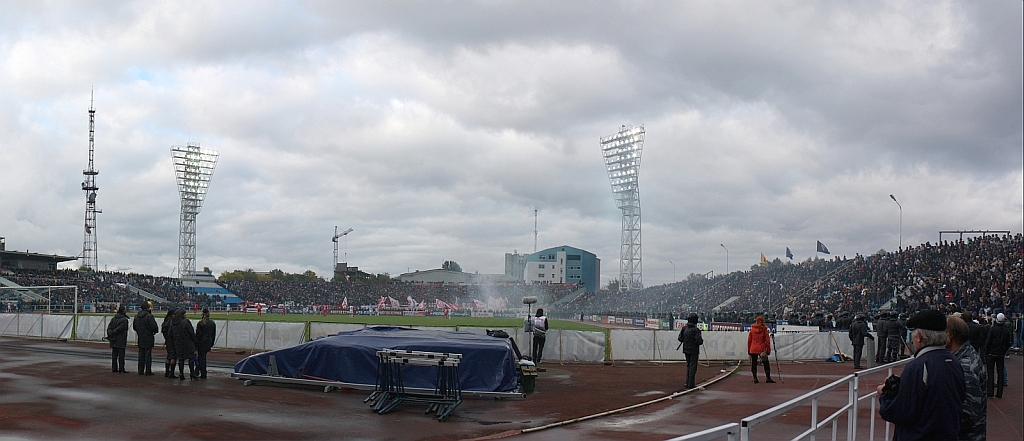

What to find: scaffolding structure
left=601, top=125, right=645, bottom=291
left=81, top=92, right=100, bottom=270
left=171, top=142, right=218, bottom=279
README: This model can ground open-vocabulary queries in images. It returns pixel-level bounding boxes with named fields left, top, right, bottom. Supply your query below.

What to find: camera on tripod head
left=881, top=374, right=900, bottom=400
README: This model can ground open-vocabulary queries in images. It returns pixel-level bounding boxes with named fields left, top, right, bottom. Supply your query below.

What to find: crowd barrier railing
left=662, top=357, right=911, bottom=441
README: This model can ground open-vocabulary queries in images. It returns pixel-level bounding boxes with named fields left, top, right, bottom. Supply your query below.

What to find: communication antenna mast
left=601, top=124, right=645, bottom=291
left=171, top=142, right=218, bottom=279
left=332, top=226, right=354, bottom=270
left=81, top=91, right=101, bottom=270
left=533, top=208, right=538, bottom=253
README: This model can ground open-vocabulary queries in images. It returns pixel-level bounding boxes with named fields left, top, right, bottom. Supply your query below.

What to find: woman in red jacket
left=748, top=316, right=775, bottom=383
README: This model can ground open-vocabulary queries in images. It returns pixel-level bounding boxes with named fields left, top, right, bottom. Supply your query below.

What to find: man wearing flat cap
left=878, top=309, right=965, bottom=441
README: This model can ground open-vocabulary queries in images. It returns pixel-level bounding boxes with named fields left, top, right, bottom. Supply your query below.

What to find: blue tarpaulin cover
left=234, top=326, right=519, bottom=392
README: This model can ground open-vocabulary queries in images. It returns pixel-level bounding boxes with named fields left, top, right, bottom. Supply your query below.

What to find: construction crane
left=332, top=226, right=354, bottom=271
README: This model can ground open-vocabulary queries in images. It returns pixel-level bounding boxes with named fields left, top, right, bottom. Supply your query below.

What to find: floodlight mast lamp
left=171, top=142, right=218, bottom=279
left=601, top=124, right=644, bottom=291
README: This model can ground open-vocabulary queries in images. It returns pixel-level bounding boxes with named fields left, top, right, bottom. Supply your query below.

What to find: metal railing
left=666, top=358, right=912, bottom=441
left=666, top=423, right=739, bottom=441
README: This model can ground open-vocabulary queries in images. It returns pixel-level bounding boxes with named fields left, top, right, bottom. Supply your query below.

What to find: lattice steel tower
left=601, top=125, right=645, bottom=291
left=171, top=142, right=218, bottom=279
left=81, top=92, right=101, bottom=270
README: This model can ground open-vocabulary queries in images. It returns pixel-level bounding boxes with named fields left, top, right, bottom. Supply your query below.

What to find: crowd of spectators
left=1, top=269, right=191, bottom=311
left=224, top=279, right=576, bottom=310
left=2, top=266, right=577, bottom=313
left=555, top=234, right=1023, bottom=323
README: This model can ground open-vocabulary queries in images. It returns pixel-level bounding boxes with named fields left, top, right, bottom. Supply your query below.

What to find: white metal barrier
left=666, top=423, right=739, bottom=441
left=664, top=358, right=911, bottom=441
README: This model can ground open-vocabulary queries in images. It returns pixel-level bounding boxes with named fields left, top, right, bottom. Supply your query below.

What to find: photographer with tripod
left=747, top=316, right=774, bottom=383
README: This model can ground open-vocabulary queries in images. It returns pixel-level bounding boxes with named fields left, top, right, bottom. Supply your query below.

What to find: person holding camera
left=878, top=309, right=965, bottom=441
left=747, top=316, right=774, bottom=383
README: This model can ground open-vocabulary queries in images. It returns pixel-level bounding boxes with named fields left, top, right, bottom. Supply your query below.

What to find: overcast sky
left=1, top=1, right=1021, bottom=286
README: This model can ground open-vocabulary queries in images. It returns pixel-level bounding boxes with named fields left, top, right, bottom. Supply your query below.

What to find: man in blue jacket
left=878, top=309, right=965, bottom=441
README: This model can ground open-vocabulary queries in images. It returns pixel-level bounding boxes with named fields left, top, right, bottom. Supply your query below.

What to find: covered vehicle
left=234, top=326, right=519, bottom=393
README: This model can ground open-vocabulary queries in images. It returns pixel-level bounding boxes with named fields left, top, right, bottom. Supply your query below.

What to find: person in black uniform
left=160, top=310, right=176, bottom=378
left=849, top=314, right=874, bottom=369
left=133, top=301, right=159, bottom=375
left=170, top=309, right=198, bottom=380
left=195, top=308, right=216, bottom=379
left=106, top=305, right=129, bottom=373
left=678, top=313, right=704, bottom=389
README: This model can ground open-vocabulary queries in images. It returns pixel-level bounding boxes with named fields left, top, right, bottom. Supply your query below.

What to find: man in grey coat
left=133, top=301, right=159, bottom=376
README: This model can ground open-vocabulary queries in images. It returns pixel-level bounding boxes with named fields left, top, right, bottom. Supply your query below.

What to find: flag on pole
left=341, top=297, right=348, bottom=310
left=816, top=241, right=830, bottom=254
left=785, top=247, right=793, bottom=260
left=435, top=299, right=446, bottom=310
left=760, top=253, right=769, bottom=265
left=376, top=296, right=387, bottom=309
left=407, top=296, right=416, bottom=308
left=389, top=296, right=400, bottom=308
left=416, top=300, right=425, bottom=310
left=472, top=299, right=487, bottom=310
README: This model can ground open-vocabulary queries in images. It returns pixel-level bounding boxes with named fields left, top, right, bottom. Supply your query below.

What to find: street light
left=890, top=194, right=902, bottom=251
left=720, top=244, right=729, bottom=274
left=669, top=260, right=676, bottom=283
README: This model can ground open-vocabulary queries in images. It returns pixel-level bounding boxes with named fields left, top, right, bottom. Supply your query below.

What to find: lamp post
left=669, top=260, right=676, bottom=283
left=890, top=194, right=902, bottom=251
left=720, top=244, right=729, bottom=274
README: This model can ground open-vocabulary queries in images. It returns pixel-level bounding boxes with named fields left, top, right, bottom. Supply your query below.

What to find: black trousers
left=875, top=336, right=886, bottom=362
left=852, top=344, right=864, bottom=368
left=197, top=350, right=209, bottom=378
left=749, top=354, right=771, bottom=379
left=685, top=352, right=699, bottom=389
left=532, top=335, right=546, bottom=363
left=986, top=354, right=1006, bottom=397
left=137, top=347, right=153, bottom=374
left=111, top=347, right=125, bottom=372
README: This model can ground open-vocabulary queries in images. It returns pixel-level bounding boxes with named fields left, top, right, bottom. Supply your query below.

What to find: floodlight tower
left=601, top=124, right=645, bottom=291
left=81, top=91, right=101, bottom=270
left=171, top=142, right=218, bottom=279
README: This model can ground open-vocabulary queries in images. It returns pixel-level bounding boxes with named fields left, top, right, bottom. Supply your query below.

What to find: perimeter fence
left=1, top=312, right=870, bottom=363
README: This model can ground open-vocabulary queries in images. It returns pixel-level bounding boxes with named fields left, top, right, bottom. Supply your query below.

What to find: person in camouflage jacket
left=947, top=316, right=986, bottom=441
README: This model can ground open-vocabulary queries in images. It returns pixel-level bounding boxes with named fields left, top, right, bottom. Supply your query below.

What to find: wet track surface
left=1, top=337, right=1020, bottom=440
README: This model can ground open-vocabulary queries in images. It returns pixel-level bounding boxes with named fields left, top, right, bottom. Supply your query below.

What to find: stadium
left=2, top=3, right=1022, bottom=441
left=2, top=231, right=1021, bottom=440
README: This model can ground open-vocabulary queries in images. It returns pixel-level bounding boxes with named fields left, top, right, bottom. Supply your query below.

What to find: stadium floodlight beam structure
left=171, top=142, right=218, bottom=280
left=601, top=124, right=645, bottom=291
left=81, top=92, right=101, bottom=271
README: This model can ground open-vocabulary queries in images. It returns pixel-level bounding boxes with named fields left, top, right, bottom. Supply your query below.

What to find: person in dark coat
left=849, top=314, right=874, bottom=369
left=195, top=308, right=216, bottom=379
left=132, top=301, right=159, bottom=375
left=878, top=309, right=965, bottom=441
left=678, top=313, right=703, bottom=389
left=963, top=312, right=988, bottom=356
left=160, top=310, right=176, bottom=378
left=106, top=305, right=129, bottom=373
left=984, top=313, right=1012, bottom=398
left=170, top=308, right=198, bottom=380
left=875, top=312, right=890, bottom=363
